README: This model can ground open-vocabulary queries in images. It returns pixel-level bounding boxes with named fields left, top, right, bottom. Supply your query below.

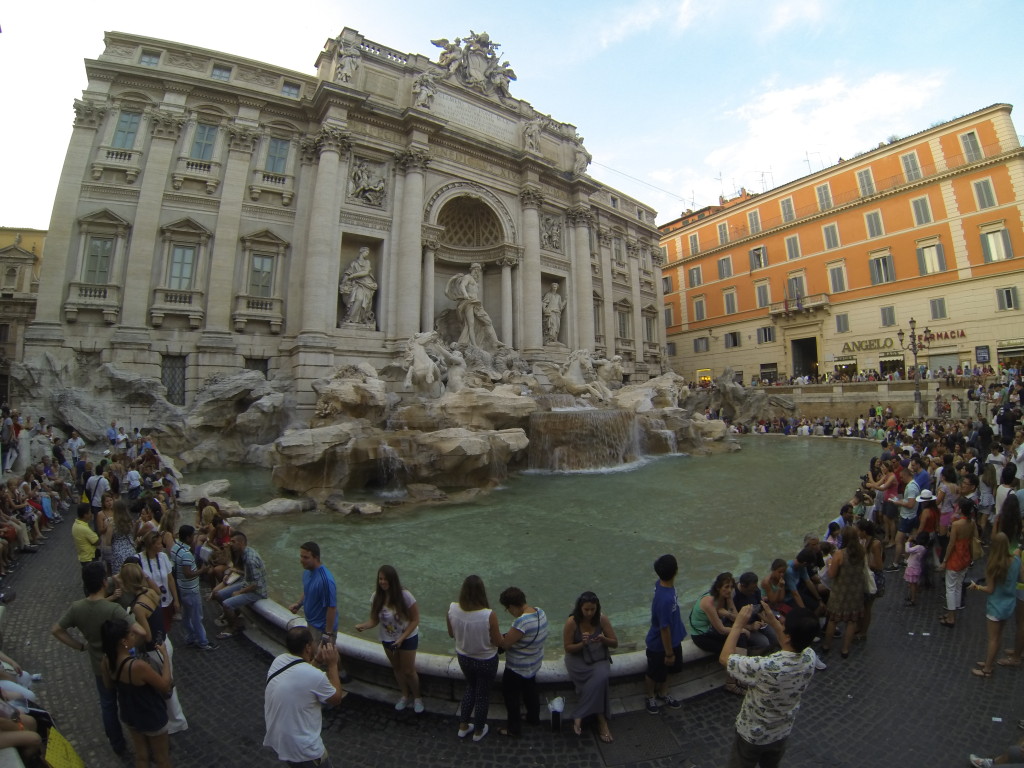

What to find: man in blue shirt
left=289, top=542, right=347, bottom=677
left=644, top=554, right=686, bottom=715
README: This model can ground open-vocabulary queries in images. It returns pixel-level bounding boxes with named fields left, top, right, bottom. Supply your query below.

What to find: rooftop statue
left=431, top=32, right=515, bottom=99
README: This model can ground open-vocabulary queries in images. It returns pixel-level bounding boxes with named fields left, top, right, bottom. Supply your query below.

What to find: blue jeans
left=94, top=673, right=125, bottom=752
left=180, top=589, right=208, bottom=646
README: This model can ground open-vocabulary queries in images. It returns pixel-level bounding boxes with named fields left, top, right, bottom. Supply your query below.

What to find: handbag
left=581, top=639, right=610, bottom=665
left=864, top=560, right=877, bottom=595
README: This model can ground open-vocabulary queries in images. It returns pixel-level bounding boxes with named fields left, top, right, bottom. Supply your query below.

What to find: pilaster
left=519, top=187, right=544, bottom=353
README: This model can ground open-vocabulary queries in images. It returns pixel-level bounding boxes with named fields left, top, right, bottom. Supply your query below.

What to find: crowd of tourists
left=0, top=370, right=1022, bottom=767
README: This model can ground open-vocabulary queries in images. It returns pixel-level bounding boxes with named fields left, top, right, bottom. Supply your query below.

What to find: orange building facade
left=659, top=103, right=1024, bottom=384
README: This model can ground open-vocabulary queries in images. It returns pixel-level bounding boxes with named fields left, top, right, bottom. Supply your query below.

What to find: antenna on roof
left=714, top=171, right=723, bottom=199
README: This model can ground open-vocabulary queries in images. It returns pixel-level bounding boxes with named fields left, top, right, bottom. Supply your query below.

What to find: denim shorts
left=383, top=634, right=419, bottom=651
left=897, top=515, right=918, bottom=534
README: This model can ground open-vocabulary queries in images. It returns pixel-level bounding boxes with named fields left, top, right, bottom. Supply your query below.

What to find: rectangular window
left=823, top=223, right=840, bottom=250
left=785, top=235, right=801, bottom=260
left=756, top=326, right=775, bottom=344
left=644, top=315, right=655, bottom=341
left=786, top=275, right=806, bottom=300
left=912, top=196, right=932, bottom=225
left=828, top=264, right=846, bottom=293
left=997, top=287, right=1019, bottom=311
left=191, top=123, right=218, bottom=161
left=835, top=313, right=850, bottom=333
left=869, top=253, right=896, bottom=284
left=865, top=211, right=884, bottom=238
left=84, top=237, right=113, bottom=284
left=902, top=152, right=922, bottom=182
left=211, top=64, right=232, bottom=82
left=664, top=306, right=673, bottom=327
left=916, top=243, right=946, bottom=275
left=780, top=197, right=795, bottom=222
left=816, top=183, right=833, bottom=211
left=617, top=311, right=631, bottom=339
left=929, top=297, right=947, bottom=320
left=973, top=179, right=997, bottom=210
left=169, top=245, right=196, bottom=290
left=724, top=331, right=741, bottom=349
left=981, top=229, right=1013, bottom=262
left=282, top=81, right=301, bottom=98
left=161, top=355, right=186, bottom=406
left=748, top=210, right=761, bottom=234
left=666, top=341, right=676, bottom=356
left=693, top=297, right=706, bottom=321
left=112, top=112, right=141, bottom=150
left=749, top=246, right=768, bottom=271
left=613, top=238, right=624, bottom=264
left=688, top=233, right=699, bottom=255
left=694, top=337, right=709, bottom=353
left=688, top=266, right=702, bottom=288
left=610, top=196, right=618, bottom=209
left=140, top=50, right=161, bottom=67
left=662, top=276, right=672, bottom=293
left=724, top=291, right=737, bottom=315
left=249, top=254, right=274, bottom=297
left=244, top=357, right=269, bottom=378
left=265, top=138, right=290, bottom=174
left=880, top=305, right=896, bottom=327
left=717, top=257, right=732, bottom=279
left=856, top=168, right=876, bottom=196
left=755, top=283, right=770, bottom=308
left=717, top=222, right=729, bottom=245
left=961, top=131, right=983, bottom=163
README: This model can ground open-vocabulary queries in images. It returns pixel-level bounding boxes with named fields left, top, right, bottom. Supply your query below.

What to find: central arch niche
left=437, top=196, right=503, bottom=248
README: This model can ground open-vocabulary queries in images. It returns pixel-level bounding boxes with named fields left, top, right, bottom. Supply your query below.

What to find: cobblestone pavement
left=4, top=519, right=1022, bottom=767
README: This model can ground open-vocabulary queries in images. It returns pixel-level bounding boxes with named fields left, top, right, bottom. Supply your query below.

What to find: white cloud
left=760, top=0, right=826, bottom=36
left=592, top=0, right=670, bottom=49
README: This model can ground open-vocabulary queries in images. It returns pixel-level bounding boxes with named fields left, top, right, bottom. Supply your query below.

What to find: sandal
left=723, top=682, right=745, bottom=695
left=997, top=657, right=1021, bottom=667
left=939, top=618, right=955, bottom=627
left=972, top=667, right=993, bottom=677
left=215, top=630, right=237, bottom=640
left=497, top=727, right=519, bottom=738
left=599, top=731, right=614, bottom=743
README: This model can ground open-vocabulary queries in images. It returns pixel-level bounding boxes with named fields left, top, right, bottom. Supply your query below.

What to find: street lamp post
left=896, top=317, right=931, bottom=419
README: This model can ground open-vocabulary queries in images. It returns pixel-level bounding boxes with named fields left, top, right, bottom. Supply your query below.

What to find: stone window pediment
left=161, top=217, right=213, bottom=242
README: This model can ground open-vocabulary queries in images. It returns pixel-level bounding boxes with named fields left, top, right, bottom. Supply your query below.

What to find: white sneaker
left=457, top=723, right=475, bottom=739
left=813, top=652, right=828, bottom=671
left=413, top=698, right=424, bottom=714
left=969, top=755, right=994, bottom=768
left=394, top=697, right=408, bottom=711
left=472, top=724, right=489, bottom=742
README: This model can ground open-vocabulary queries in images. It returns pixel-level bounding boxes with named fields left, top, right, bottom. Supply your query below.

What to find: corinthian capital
left=228, top=125, right=260, bottom=153
left=394, top=148, right=432, bottom=172
left=565, top=204, right=595, bottom=227
left=519, top=187, right=544, bottom=209
left=597, top=227, right=612, bottom=246
left=147, top=109, right=185, bottom=140
left=316, top=125, right=350, bottom=155
left=73, top=99, right=108, bottom=129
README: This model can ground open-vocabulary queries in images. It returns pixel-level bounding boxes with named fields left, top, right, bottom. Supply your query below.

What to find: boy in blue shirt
left=644, top=554, right=687, bottom=714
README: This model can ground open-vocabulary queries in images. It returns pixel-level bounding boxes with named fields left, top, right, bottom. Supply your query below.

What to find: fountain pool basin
left=239, top=436, right=874, bottom=655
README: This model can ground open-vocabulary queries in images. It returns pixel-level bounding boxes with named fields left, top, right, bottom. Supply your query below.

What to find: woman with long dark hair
left=562, top=591, right=617, bottom=741
left=447, top=575, right=501, bottom=741
left=821, top=528, right=866, bottom=659
left=356, top=565, right=422, bottom=713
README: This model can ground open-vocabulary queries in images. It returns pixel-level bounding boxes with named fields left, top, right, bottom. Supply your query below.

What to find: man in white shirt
left=264, top=626, right=345, bottom=766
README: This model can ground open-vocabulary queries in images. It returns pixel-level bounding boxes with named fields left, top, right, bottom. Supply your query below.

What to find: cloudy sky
left=2, top=0, right=1022, bottom=229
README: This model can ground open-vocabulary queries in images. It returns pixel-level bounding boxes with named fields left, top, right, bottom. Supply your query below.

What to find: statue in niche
left=522, top=118, right=543, bottom=153
left=336, top=42, right=361, bottom=83
left=573, top=134, right=592, bottom=175
left=540, top=215, right=562, bottom=251
left=444, top=262, right=501, bottom=350
left=541, top=282, right=566, bottom=345
left=412, top=70, right=441, bottom=109
left=349, top=159, right=386, bottom=206
left=338, top=247, right=378, bottom=326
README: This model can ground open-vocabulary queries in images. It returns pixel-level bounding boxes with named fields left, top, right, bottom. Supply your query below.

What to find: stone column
left=30, top=99, right=110, bottom=331
left=421, top=239, right=437, bottom=333
left=567, top=205, right=596, bottom=351
left=203, top=123, right=259, bottom=334
left=519, top=188, right=544, bottom=353
left=120, top=109, right=186, bottom=330
left=499, top=255, right=516, bottom=347
left=300, top=125, right=349, bottom=337
left=597, top=228, right=615, bottom=356
left=394, top=149, right=430, bottom=338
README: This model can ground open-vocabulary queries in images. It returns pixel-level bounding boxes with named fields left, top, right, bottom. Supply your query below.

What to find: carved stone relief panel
left=347, top=157, right=388, bottom=207
left=540, top=214, right=563, bottom=253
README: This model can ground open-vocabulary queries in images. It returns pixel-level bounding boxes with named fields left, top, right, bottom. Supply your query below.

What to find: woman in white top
left=446, top=574, right=501, bottom=742
left=355, top=565, right=422, bottom=713
left=138, top=530, right=180, bottom=632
